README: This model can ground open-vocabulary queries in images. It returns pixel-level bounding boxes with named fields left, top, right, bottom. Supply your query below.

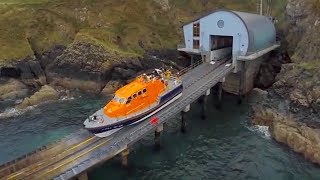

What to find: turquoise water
left=0, top=93, right=320, bottom=179
left=0, top=93, right=106, bottom=163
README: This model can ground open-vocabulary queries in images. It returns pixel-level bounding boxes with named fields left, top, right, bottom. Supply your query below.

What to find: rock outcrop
left=45, top=41, right=171, bottom=93
left=101, top=80, right=123, bottom=96
left=252, top=108, right=320, bottom=165
left=0, top=78, right=29, bottom=101
left=0, top=58, right=47, bottom=89
left=17, top=85, right=59, bottom=109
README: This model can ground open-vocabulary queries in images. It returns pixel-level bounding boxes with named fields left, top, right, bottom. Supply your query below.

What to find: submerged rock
left=17, top=85, right=59, bottom=109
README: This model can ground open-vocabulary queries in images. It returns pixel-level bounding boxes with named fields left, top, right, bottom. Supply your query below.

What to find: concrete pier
left=223, top=57, right=265, bottom=96
left=154, top=124, right=164, bottom=148
left=120, top=148, right=130, bottom=167
left=77, top=172, right=88, bottom=180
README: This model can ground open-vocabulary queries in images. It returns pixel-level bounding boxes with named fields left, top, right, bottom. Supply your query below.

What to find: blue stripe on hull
left=87, top=85, right=183, bottom=134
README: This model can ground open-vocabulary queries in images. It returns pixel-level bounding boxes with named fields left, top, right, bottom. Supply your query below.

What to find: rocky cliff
left=252, top=0, right=320, bottom=165
left=0, top=0, right=262, bottom=109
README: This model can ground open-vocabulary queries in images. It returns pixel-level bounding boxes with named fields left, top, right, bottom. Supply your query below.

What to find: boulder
left=17, top=85, right=59, bottom=109
left=247, top=88, right=268, bottom=103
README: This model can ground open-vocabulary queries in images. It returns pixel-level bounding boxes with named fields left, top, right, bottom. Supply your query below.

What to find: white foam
left=59, top=96, right=75, bottom=101
left=247, top=125, right=271, bottom=139
left=0, top=106, right=30, bottom=119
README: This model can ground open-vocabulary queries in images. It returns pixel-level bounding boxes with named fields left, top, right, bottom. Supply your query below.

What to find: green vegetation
left=0, top=0, right=48, bottom=4
left=0, top=0, right=288, bottom=65
left=312, top=0, right=320, bottom=13
left=299, top=60, right=320, bottom=70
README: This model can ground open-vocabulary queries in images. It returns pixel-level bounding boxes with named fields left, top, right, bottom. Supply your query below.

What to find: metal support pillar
left=201, top=89, right=210, bottom=120
left=77, top=172, right=88, bottom=180
left=181, top=104, right=190, bottom=133
left=181, top=111, right=187, bottom=133
left=120, top=148, right=130, bottom=167
left=238, top=61, right=245, bottom=104
left=154, top=124, right=164, bottom=149
left=216, top=82, right=223, bottom=109
left=191, top=55, right=194, bottom=67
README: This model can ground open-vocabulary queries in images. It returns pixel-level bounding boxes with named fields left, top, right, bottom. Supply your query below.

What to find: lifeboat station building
left=178, top=10, right=280, bottom=94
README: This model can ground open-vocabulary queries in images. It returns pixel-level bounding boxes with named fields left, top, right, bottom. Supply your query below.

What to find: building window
left=217, top=20, right=224, bottom=28
left=193, top=22, right=200, bottom=37
left=193, top=40, right=200, bottom=49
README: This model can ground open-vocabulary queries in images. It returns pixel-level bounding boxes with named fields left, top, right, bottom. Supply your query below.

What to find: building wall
left=200, top=11, right=249, bottom=56
left=183, top=11, right=249, bottom=56
left=183, top=24, right=193, bottom=49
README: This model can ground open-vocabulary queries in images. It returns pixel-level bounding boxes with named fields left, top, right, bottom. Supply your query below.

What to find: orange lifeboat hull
left=83, top=72, right=183, bottom=137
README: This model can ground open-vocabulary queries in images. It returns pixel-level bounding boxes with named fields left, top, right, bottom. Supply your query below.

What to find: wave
left=59, top=95, right=75, bottom=101
left=0, top=106, right=36, bottom=119
left=246, top=124, right=271, bottom=139
left=0, top=95, right=77, bottom=119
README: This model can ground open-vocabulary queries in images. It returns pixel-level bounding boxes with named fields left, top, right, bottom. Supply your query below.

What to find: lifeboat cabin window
left=138, top=91, right=142, bottom=95
left=126, top=97, right=132, bottom=104
left=143, top=89, right=147, bottom=93
left=133, top=94, right=137, bottom=98
left=113, top=95, right=126, bottom=104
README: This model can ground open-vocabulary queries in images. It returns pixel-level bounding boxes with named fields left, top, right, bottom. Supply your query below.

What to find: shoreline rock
left=0, top=78, right=29, bottom=101
left=16, top=85, right=59, bottom=109
left=252, top=107, right=320, bottom=165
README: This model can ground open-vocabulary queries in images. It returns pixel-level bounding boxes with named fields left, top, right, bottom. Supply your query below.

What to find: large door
left=210, top=35, right=233, bottom=50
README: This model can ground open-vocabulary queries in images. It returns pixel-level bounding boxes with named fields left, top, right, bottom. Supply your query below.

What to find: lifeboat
left=83, top=69, right=183, bottom=137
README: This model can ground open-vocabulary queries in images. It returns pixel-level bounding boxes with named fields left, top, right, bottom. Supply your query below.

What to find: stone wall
left=223, top=56, right=265, bottom=95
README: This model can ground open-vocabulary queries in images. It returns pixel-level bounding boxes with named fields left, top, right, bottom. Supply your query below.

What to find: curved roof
left=232, top=11, right=276, bottom=54
left=183, top=9, right=276, bottom=54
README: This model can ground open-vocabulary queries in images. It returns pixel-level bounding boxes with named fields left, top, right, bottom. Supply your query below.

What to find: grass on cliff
left=0, top=0, right=48, bottom=4
left=0, top=0, right=287, bottom=65
left=299, top=60, right=320, bottom=70
left=312, top=0, right=320, bottom=13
